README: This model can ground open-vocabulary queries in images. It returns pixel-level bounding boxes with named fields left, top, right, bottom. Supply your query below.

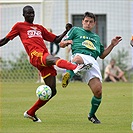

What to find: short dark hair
left=83, top=12, right=96, bottom=22
left=23, top=5, right=34, bottom=14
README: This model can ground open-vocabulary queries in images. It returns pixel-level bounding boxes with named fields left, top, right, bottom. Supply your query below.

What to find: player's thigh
left=71, top=55, right=84, bottom=64
left=44, top=75, right=57, bottom=97
left=88, top=78, right=102, bottom=97
left=43, top=75, right=56, bottom=89
left=46, top=55, right=60, bottom=66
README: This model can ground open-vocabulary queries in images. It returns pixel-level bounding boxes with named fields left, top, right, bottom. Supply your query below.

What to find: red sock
left=27, top=99, right=48, bottom=116
left=56, top=59, right=77, bottom=70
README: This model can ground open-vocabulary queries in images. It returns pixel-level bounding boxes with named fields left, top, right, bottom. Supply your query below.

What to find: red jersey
left=6, top=21, right=56, bottom=56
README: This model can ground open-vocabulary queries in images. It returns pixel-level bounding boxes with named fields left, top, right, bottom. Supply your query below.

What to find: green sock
left=89, top=96, right=102, bottom=117
left=66, top=62, right=77, bottom=79
left=66, top=70, right=75, bottom=79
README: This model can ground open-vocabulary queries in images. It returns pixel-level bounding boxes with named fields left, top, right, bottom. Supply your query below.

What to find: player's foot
left=73, top=63, right=93, bottom=76
left=24, top=111, right=42, bottom=122
left=62, top=63, right=93, bottom=88
left=88, top=114, right=101, bottom=124
left=62, top=72, right=70, bottom=88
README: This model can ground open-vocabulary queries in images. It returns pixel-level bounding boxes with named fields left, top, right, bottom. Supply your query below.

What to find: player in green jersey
left=60, top=12, right=122, bottom=124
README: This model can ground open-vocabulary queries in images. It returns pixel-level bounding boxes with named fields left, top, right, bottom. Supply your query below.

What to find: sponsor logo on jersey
left=27, top=27, right=42, bottom=38
left=82, top=40, right=96, bottom=50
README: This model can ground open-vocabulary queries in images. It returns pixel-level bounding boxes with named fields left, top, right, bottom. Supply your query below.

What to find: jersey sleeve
left=6, top=23, right=19, bottom=40
left=64, top=27, right=76, bottom=40
left=41, top=26, right=56, bottom=42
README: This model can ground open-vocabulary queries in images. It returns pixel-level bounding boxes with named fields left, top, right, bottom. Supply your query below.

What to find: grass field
left=0, top=81, right=132, bottom=133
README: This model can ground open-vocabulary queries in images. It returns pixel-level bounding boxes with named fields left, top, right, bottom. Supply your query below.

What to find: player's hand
left=65, top=40, right=73, bottom=46
left=60, top=40, right=73, bottom=48
left=65, top=23, right=73, bottom=31
left=111, top=36, right=122, bottom=47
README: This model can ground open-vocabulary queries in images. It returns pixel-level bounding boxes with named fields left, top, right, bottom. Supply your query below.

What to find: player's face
left=23, top=7, right=35, bottom=23
left=82, top=17, right=96, bottom=31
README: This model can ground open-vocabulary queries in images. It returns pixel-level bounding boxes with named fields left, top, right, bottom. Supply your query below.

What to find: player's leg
left=24, top=57, right=57, bottom=122
left=88, top=78, right=102, bottom=124
left=24, top=76, right=56, bottom=122
left=45, top=54, right=77, bottom=70
left=43, top=75, right=57, bottom=98
left=62, top=55, right=93, bottom=88
left=81, top=57, right=102, bottom=124
left=46, top=54, right=90, bottom=73
left=62, top=55, right=83, bottom=88
left=45, top=54, right=90, bottom=88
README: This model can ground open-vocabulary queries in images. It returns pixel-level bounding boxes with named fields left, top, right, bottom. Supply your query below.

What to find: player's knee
left=51, top=89, right=57, bottom=98
left=46, top=55, right=60, bottom=65
left=94, top=85, right=102, bottom=98
left=95, top=89, right=102, bottom=98
left=72, top=55, right=84, bottom=64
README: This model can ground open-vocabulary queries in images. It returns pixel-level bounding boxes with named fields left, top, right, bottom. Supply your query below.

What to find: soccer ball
left=36, top=85, right=52, bottom=101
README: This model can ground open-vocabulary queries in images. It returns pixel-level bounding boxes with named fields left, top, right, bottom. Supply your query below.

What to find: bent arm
left=100, top=36, right=122, bottom=59
left=0, top=37, right=10, bottom=47
left=60, top=40, right=73, bottom=48
left=54, top=30, right=68, bottom=44
left=100, top=44, right=114, bottom=59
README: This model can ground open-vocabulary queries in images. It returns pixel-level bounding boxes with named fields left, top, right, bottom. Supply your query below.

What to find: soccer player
left=0, top=5, right=85, bottom=122
left=60, top=12, right=122, bottom=124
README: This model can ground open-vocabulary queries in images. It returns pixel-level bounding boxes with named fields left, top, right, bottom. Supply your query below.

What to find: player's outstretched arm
left=54, top=30, right=68, bottom=44
left=54, top=23, right=72, bottom=44
left=0, top=37, right=10, bottom=47
left=100, top=36, right=122, bottom=59
left=60, top=40, right=73, bottom=48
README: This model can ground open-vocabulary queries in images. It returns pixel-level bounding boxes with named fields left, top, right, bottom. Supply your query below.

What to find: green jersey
left=65, top=27, right=104, bottom=59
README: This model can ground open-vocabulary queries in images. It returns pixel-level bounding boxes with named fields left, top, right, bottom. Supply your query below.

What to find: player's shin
left=89, top=96, right=102, bottom=117
left=55, top=59, right=77, bottom=70
left=27, top=99, right=49, bottom=116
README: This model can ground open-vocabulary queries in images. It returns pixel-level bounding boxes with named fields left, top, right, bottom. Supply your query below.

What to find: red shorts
left=29, top=50, right=57, bottom=78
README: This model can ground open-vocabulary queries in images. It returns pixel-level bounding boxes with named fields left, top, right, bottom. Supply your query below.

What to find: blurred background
left=0, top=0, right=133, bottom=82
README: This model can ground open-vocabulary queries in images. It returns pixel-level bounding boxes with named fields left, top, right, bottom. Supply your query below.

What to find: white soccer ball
left=36, top=85, right=52, bottom=101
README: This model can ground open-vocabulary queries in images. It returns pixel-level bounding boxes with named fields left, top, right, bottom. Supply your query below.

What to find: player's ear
left=94, top=21, right=96, bottom=25
left=22, top=12, right=25, bottom=17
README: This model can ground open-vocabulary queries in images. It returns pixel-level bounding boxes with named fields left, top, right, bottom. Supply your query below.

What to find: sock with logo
left=65, top=62, right=77, bottom=79
left=89, top=96, right=102, bottom=117
left=56, top=59, right=77, bottom=70
left=27, top=99, right=49, bottom=116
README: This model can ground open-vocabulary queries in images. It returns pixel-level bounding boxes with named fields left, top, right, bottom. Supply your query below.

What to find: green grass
left=0, top=81, right=132, bottom=133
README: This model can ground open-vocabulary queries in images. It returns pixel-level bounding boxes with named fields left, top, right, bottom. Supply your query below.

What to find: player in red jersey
left=0, top=5, right=84, bottom=122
